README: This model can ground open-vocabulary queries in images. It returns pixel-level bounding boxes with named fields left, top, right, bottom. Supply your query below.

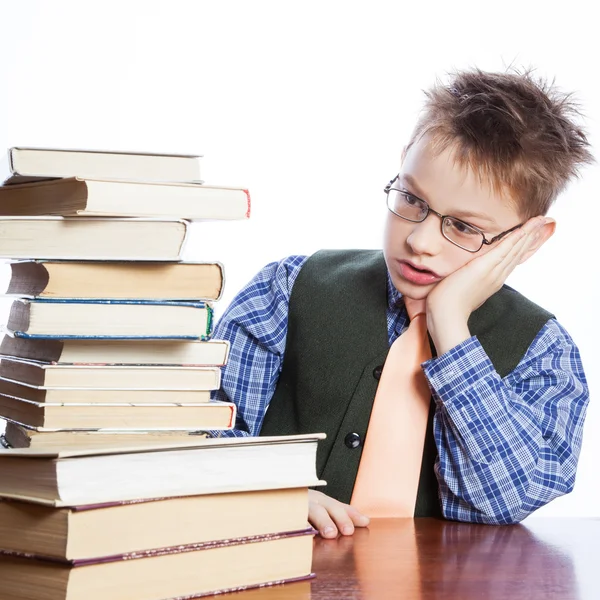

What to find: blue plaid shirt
left=211, top=255, right=589, bottom=524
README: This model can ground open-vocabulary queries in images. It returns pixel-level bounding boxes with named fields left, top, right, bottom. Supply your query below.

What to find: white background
left=0, top=1, right=598, bottom=524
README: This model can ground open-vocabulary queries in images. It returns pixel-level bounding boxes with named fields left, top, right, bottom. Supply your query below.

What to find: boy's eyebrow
left=400, top=173, right=496, bottom=224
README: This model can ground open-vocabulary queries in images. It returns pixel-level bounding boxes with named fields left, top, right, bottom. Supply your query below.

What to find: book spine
left=26, top=299, right=209, bottom=308
left=10, top=333, right=209, bottom=341
left=0, top=528, right=318, bottom=566
left=243, top=189, right=251, bottom=218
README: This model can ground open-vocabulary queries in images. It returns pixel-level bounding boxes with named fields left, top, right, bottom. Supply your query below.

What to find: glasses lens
left=387, top=190, right=428, bottom=222
left=442, top=217, right=484, bottom=251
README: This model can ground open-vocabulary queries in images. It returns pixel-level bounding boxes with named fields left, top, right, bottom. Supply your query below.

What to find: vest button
left=372, top=365, right=384, bottom=380
left=344, top=432, right=362, bottom=449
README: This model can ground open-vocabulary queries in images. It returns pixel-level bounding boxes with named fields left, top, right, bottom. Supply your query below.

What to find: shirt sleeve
left=422, top=318, right=589, bottom=524
left=208, top=255, right=308, bottom=437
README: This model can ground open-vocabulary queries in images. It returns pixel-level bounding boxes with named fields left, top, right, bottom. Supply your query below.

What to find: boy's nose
left=406, top=214, right=444, bottom=255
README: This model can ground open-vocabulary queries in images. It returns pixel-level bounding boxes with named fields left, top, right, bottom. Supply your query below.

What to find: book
left=0, top=357, right=221, bottom=390
left=0, top=398, right=235, bottom=431
left=0, top=433, right=326, bottom=505
left=0, top=529, right=316, bottom=600
left=0, top=377, right=212, bottom=403
left=2, top=421, right=209, bottom=450
left=0, top=216, right=189, bottom=261
left=0, top=177, right=251, bottom=220
left=0, top=336, right=230, bottom=366
left=6, top=298, right=212, bottom=340
left=1, top=147, right=202, bottom=185
left=0, top=487, right=309, bottom=559
left=5, top=260, right=224, bottom=301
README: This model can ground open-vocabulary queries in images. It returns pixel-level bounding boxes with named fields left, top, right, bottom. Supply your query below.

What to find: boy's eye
left=403, top=192, right=421, bottom=206
left=444, top=217, right=480, bottom=237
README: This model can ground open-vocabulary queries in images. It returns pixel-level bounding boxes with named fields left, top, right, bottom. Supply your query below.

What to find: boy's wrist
left=427, top=310, right=471, bottom=356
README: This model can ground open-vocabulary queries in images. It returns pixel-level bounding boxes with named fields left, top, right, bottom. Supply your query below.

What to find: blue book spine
left=10, top=299, right=213, bottom=341
left=11, top=333, right=211, bottom=341
left=27, top=299, right=208, bottom=308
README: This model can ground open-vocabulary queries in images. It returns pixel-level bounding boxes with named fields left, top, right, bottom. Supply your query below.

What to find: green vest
left=259, top=250, right=553, bottom=516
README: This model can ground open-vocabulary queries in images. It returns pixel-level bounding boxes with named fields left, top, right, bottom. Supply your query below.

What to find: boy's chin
left=394, top=280, right=437, bottom=301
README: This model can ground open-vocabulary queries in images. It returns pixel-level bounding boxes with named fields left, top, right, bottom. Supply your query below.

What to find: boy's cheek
left=444, top=247, right=487, bottom=275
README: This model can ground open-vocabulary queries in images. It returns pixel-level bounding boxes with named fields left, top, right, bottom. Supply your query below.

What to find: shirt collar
left=386, top=269, right=405, bottom=311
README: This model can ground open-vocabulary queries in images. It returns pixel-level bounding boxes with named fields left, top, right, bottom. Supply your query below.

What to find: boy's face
left=383, top=135, right=523, bottom=301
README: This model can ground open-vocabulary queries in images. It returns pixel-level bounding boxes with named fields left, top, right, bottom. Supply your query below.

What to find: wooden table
left=231, top=518, right=599, bottom=599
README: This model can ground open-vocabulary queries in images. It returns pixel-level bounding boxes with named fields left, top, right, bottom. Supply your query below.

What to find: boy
left=211, top=68, right=593, bottom=535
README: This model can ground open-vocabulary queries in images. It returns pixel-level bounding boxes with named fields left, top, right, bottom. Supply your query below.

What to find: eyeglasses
left=384, top=175, right=523, bottom=253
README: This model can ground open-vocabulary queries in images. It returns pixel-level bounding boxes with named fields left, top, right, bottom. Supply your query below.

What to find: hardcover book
left=0, top=377, right=212, bottom=403
left=0, top=398, right=236, bottom=431
left=0, top=433, right=326, bottom=505
left=2, top=421, right=209, bottom=450
left=0, top=487, right=310, bottom=559
left=0, top=529, right=316, bottom=600
left=1, top=147, right=202, bottom=185
left=0, top=216, right=189, bottom=261
left=6, top=298, right=213, bottom=340
left=5, top=260, right=225, bottom=301
left=0, top=357, right=221, bottom=390
left=0, top=337, right=230, bottom=366
left=0, top=177, right=251, bottom=220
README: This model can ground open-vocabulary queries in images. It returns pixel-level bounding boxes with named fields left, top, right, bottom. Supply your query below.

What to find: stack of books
left=0, top=147, right=323, bottom=598
left=0, top=433, right=324, bottom=599
left=0, top=146, right=248, bottom=448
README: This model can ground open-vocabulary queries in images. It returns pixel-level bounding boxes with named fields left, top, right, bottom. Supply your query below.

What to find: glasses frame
left=384, top=175, right=523, bottom=253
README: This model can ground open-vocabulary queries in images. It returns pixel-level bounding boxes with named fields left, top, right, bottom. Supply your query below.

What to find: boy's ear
left=518, top=218, right=556, bottom=265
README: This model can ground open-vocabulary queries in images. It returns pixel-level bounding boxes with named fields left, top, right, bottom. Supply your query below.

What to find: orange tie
left=351, top=297, right=432, bottom=517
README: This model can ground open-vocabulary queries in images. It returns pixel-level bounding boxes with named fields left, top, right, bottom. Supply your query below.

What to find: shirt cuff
left=422, top=336, right=509, bottom=464
left=422, top=335, right=497, bottom=406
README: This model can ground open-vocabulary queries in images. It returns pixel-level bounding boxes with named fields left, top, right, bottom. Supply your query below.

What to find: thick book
left=0, top=357, right=221, bottom=390
left=0, top=433, right=326, bottom=505
left=0, top=216, right=189, bottom=260
left=0, top=398, right=235, bottom=431
left=0, top=336, right=230, bottom=365
left=0, top=487, right=310, bottom=560
left=1, top=147, right=202, bottom=185
left=0, top=529, right=315, bottom=600
left=5, top=260, right=224, bottom=301
left=0, top=377, right=212, bottom=403
left=2, top=421, right=209, bottom=450
left=0, top=177, right=251, bottom=220
left=6, top=298, right=212, bottom=340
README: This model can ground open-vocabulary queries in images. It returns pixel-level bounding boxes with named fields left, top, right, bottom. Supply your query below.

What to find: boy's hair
left=407, top=68, right=594, bottom=218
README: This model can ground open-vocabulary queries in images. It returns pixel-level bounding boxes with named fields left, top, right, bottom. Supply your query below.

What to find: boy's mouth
left=398, top=260, right=441, bottom=285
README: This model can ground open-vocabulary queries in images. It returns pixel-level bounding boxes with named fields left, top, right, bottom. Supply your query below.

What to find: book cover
left=5, top=260, right=225, bottom=301
left=0, top=216, right=190, bottom=261
left=0, top=527, right=317, bottom=566
left=0, top=399, right=236, bottom=431
left=0, top=336, right=230, bottom=366
left=0, top=358, right=221, bottom=390
left=6, top=298, right=213, bottom=340
left=0, top=377, right=214, bottom=401
left=0, top=177, right=251, bottom=220
left=1, top=147, right=203, bottom=184
left=0, top=529, right=316, bottom=600
left=0, top=433, right=327, bottom=506
left=1, top=421, right=209, bottom=450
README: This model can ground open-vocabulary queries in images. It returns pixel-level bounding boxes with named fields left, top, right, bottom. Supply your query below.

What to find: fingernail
left=342, top=525, right=354, bottom=535
left=322, top=526, right=336, bottom=537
